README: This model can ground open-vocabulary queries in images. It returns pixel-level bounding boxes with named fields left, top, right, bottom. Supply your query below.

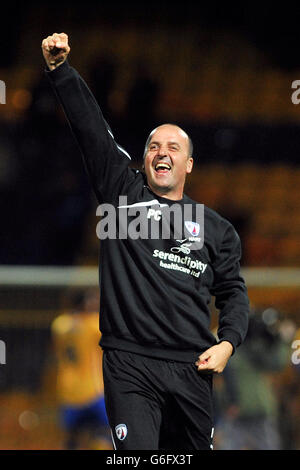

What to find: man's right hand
left=41, top=32, right=70, bottom=71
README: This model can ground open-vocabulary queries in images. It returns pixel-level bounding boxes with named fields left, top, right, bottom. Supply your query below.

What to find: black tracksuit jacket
left=46, top=61, right=249, bottom=363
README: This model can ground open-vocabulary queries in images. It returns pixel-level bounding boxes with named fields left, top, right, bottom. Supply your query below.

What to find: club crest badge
left=115, top=423, right=128, bottom=441
left=185, top=221, right=200, bottom=237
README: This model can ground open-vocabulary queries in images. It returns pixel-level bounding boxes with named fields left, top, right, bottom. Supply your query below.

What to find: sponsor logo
left=171, top=239, right=192, bottom=254
left=115, top=423, right=128, bottom=441
left=153, top=248, right=207, bottom=278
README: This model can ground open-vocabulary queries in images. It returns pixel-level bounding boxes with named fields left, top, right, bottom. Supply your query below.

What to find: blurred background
left=0, top=1, right=300, bottom=450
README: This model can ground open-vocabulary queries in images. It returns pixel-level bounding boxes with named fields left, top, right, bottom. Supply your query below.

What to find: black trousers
left=102, top=349, right=214, bottom=450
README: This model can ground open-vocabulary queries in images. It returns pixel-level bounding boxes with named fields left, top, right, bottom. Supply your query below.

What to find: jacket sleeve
left=210, top=222, right=249, bottom=353
left=45, top=60, right=135, bottom=203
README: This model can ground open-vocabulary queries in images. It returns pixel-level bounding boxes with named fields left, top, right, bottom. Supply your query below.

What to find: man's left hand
left=195, top=341, right=233, bottom=373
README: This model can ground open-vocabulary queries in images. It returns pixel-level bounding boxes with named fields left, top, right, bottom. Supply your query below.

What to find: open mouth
left=154, top=161, right=172, bottom=174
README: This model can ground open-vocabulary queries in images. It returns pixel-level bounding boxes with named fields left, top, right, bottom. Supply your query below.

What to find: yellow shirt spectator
left=51, top=311, right=103, bottom=406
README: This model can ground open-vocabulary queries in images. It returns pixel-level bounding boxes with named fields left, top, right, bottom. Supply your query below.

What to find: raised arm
left=41, top=33, right=134, bottom=203
left=42, top=32, right=71, bottom=71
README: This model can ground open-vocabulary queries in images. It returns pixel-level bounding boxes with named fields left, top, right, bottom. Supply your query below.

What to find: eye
left=149, top=144, right=158, bottom=151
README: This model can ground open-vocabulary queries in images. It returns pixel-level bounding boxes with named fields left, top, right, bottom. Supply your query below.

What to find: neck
left=148, top=184, right=184, bottom=201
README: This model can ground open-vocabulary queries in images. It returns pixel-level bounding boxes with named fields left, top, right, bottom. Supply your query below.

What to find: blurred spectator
left=214, top=308, right=290, bottom=450
left=51, top=289, right=111, bottom=450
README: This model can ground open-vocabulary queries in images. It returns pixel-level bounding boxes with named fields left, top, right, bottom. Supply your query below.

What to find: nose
left=157, top=146, right=168, bottom=157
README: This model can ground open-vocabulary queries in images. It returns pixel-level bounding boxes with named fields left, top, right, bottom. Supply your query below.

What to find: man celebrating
left=42, top=33, right=249, bottom=450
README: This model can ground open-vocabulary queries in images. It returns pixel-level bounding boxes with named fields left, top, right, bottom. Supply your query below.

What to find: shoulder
left=204, top=207, right=241, bottom=257
left=185, top=195, right=236, bottom=234
left=122, top=168, right=148, bottom=195
left=185, top=196, right=241, bottom=254
left=205, top=205, right=237, bottom=234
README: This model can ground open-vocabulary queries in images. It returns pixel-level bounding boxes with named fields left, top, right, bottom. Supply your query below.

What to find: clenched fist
left=195, top=341, right=233, bottom=374
left=42, top=32, right=70, bottom=71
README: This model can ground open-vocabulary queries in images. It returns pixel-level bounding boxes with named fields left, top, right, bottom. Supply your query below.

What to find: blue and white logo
left=115, top=423, right=128, bottom=441
left=185, top=221, right=200, bottom=237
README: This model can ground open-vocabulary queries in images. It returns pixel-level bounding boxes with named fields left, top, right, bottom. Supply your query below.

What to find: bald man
left=42, top=33, right=249, bottom=450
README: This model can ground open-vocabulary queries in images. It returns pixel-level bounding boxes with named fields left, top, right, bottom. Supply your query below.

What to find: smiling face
left=143, top=124, right=193, bottom=200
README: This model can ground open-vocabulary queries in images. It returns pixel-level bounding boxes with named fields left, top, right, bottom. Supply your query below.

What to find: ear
left=186, top=157, right=193, bottom=174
